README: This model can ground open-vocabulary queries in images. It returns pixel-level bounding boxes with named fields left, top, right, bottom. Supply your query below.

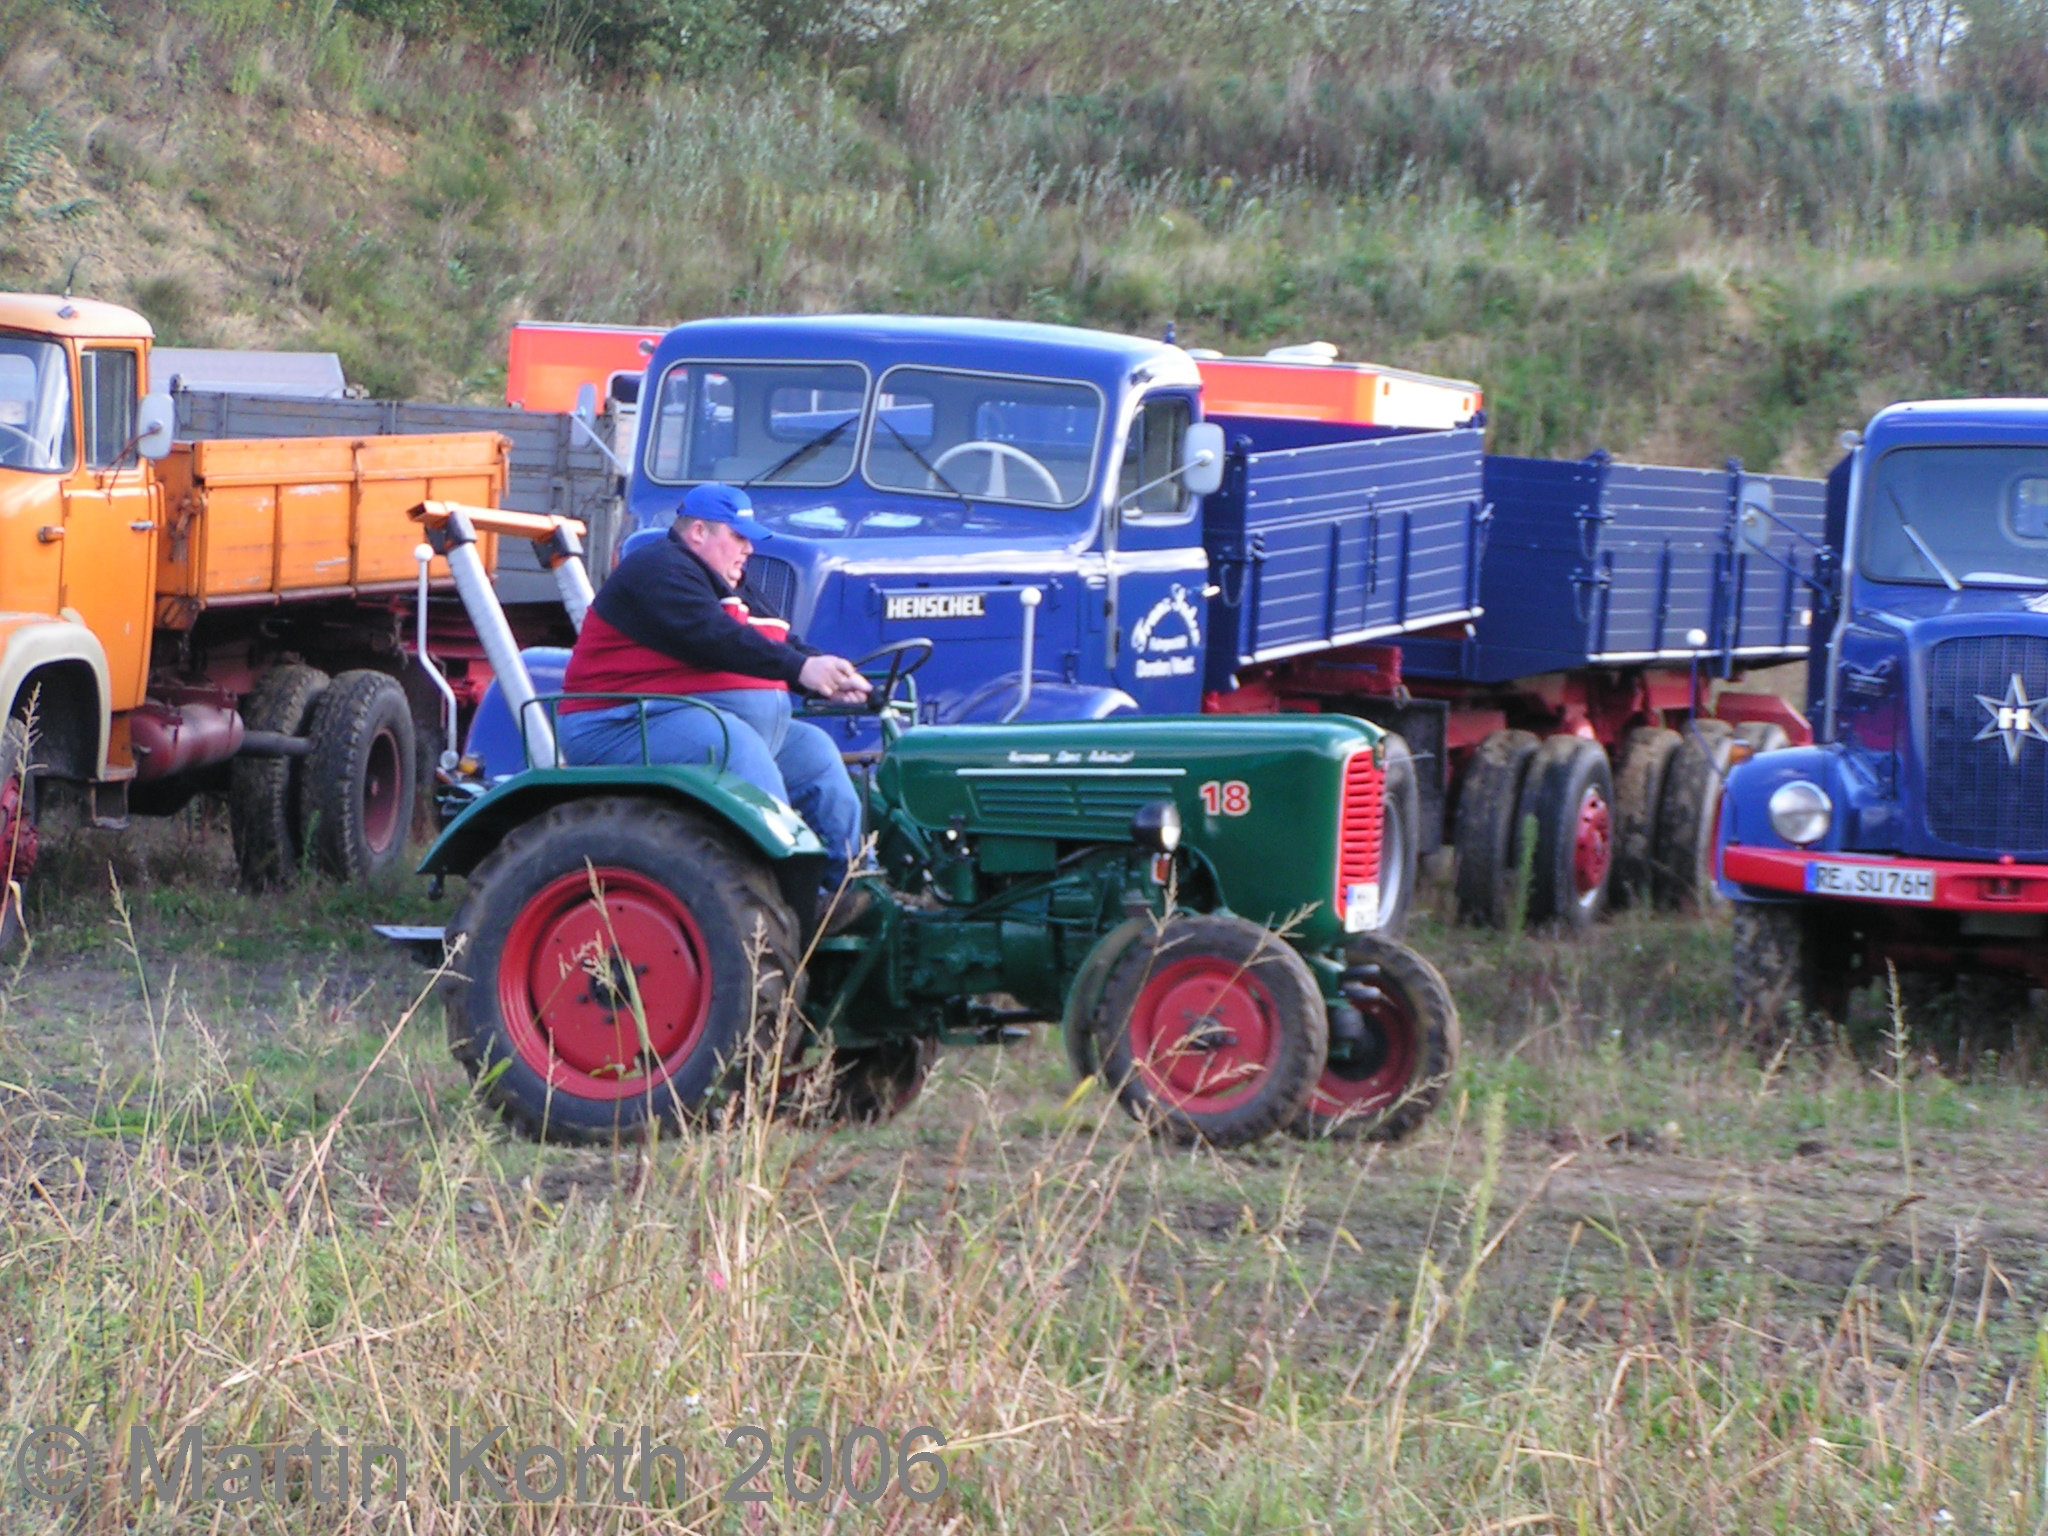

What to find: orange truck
left=0, top=292, right=508, bottom=935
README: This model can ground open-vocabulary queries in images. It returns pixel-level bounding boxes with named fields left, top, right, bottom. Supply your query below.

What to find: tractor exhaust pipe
left=414, top=501, right=558, bottom=770
left=1001, top=586, right=1043, bottom=725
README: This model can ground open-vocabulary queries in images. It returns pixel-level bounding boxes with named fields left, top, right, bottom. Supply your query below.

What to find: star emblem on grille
left=1973, top=672, right=2048, bottom=765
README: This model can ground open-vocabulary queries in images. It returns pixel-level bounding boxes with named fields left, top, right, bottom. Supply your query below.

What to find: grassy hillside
left=10, top=0, right=2048, bottom=470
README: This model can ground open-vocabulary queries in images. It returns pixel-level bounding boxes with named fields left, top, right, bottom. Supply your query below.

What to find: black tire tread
left=1520, top=735, right=1614, bottom=931
left=230, top=663, right=329, bottom=889
left=301, top=669, right=418, bottom=884
left=1652, top=718, right=1734, bottom=912
left=1454, top=728, right=1540, bottom=928
left=1611, top=726, right=1680, bottom=909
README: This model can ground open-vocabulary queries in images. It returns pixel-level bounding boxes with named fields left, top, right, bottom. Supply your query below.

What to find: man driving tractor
left=557, top=483, right=873, bottom=921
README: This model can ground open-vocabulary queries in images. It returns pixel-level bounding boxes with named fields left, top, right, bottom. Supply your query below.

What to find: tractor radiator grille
left=967, top=776, right=1183, bottom=831
left=1925, top=635, right=2048, bottom=852
left=1336, top=747, right=1384, bottom=928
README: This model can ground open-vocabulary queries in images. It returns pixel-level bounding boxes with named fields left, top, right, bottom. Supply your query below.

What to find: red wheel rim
left=361, top=728, right=403, bottom=855
left=1125, top=957, right=1284, bottom=1115
left=1306, top=975, right=1420, bottom=1119
left=1571, top=786, right=1612, bottom=899
left=497, top=868, right=712, bottom=1102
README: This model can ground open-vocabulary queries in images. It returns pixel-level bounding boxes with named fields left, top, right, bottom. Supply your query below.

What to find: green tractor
left=396, top=505, right=1460, bottom=1148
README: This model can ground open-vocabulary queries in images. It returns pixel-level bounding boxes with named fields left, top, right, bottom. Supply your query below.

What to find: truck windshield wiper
left=1885, top=485, right=1962, bottom=592
left=875, top=415, right=976, bottom=518
left=744, top=416, right=853, bottom=488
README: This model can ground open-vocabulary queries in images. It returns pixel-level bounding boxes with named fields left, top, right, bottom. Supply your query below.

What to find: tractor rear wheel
left=301, top=670, right=417, bottom=885
left=1289, top=934, right=1460, bottom=1142
left=1090, top=913, right=1326, bottom=1147
left=1610, top=726, right=1681, bottom=909
left=1453, top=728, right=1540, bottom=927
left=230, top=663, right=329, bottom=889
left=1519, top=735, right=1614, bottom=932
left=1373, top=733, right=1420, bottom=938
left=443, top=796, right=800, bottom=1142
left=1652, top=719, right=1735, bottom=912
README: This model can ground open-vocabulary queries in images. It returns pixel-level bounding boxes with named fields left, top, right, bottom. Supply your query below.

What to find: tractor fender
left=1060, top=914, right=1156, bottom=1083
left=0, top=616, right=112, bottom=777
left=420, top=764, right=825, bottom=879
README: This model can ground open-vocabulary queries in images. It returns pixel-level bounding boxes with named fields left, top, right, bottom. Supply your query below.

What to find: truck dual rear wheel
left=1090, top=913, right=1327, bottom=1147
left=444, top=796, right=800, bottom=1143
left=1453, top=729, right=1540, bottom=927
left=1518, top=735, right=1614, bottom=931
left=230, top=663, right=329, bottom=889
left=1611, top=726, right=1681, bottom=908
left=1652, top=719, right=1735, bottom=912
left=301, top=670, right=418, bottom=885
left=1290, top=934, right=1460, bottom=1143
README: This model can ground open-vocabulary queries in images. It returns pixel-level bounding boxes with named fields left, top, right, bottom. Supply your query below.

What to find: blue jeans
left=556, top=689, right=863, bottom=890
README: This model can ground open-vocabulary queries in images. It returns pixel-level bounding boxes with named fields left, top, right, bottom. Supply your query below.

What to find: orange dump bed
left=155, top=433, right=507, bottom=615
left=1197, top=357, right=1483, bottom=431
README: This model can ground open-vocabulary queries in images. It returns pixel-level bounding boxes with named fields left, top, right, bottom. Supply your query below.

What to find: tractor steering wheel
left=801, top=638, right=934, bottom=718
left=850, top=637, right=934, bottom=716
left=929, top=440, right=1062, bottom=505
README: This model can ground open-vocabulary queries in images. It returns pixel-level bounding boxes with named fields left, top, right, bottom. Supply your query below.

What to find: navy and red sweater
left=560, top=528, right=818, bottom=713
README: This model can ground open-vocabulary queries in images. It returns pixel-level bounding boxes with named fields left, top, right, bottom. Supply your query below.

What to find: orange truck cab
left=0, top=293, right=509, bottom=927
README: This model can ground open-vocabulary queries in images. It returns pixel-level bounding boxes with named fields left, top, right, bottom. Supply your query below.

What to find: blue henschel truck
left=458, top=314, right=1828, bottom=936
left=1718, top=399, right=2048, bottom=1036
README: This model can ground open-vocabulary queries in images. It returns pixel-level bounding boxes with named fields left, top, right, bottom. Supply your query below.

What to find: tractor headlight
left=1131, top=799, right=1182, bottom=853
left=1767, top=780, right=1832, bottom=846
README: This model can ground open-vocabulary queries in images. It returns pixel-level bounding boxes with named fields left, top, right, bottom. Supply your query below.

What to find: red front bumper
left=1721, top=845, right=2048, bottom=912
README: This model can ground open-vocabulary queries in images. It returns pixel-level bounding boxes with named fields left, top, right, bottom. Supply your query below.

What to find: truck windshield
left=864, top=367, right=1101, bottom=510
left=0, top=334, right=74, bottom=472
left=1863, top=445, right=2048, bottom=588
left=643, top=362, right=867, bottom=487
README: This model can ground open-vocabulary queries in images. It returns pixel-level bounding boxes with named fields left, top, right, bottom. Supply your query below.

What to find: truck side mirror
left=573, top=382, right=599, bottom=430
left=1735, top=477, right=1774, bottom=557
left=1182, top=422, right=1225, bottom=497
left=136, top=391, right=176, bottom=461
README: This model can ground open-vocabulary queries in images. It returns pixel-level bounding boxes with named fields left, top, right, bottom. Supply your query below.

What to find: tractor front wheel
left=1290, top=933, right=1460, bottom=1143
left=1090, top=913, right=1326, bottom=1147
left=444, top=796, right=800, bottom=1142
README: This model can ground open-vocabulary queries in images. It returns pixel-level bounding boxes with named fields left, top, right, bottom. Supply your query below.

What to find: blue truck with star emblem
left=1720, top=398, right=2048, bottom=1037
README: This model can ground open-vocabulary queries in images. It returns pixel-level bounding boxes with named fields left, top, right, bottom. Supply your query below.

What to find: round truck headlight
left=1767, top=780, right=1832, bottom=846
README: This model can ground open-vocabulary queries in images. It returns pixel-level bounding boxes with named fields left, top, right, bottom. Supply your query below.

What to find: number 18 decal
left=1198, top=780, right=1251, bottom=816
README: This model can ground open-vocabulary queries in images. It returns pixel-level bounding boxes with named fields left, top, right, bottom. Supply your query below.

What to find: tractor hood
left=876, top=716, right=1387, bottom=946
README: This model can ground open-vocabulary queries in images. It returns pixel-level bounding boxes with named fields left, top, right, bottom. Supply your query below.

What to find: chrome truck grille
left=1925, top=635, right=2048, bottom=852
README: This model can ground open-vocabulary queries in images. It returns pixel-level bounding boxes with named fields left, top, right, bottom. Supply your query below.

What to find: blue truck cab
left=465, top=314, right=1489, bottom=761
left=1719, top=399, right=2048, bottom=1031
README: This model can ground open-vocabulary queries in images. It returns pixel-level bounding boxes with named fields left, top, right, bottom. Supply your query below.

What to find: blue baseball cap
left=678, top=482, right=774, bottom=542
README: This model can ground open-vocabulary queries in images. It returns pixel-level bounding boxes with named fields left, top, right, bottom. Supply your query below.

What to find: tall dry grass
left=1, top=891, right=2045, bottom=1532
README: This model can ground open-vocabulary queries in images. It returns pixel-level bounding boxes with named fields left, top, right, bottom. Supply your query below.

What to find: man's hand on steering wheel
left=799, top=653, right=872, bottom=703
